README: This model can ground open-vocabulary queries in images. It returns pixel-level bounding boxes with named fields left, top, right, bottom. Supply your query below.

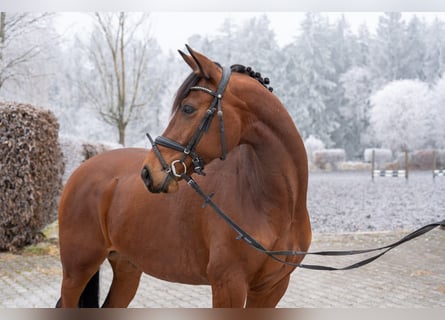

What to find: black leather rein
left=182, top=173, right=444, bottom=271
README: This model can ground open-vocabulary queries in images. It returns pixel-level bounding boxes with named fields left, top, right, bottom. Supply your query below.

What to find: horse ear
left=178, top=49, right=198, bottom=71
left=178, top=44, right=218, bottom=80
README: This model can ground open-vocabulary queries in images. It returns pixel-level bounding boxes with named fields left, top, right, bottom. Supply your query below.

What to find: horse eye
left=182, top=105, right=196, bottom=115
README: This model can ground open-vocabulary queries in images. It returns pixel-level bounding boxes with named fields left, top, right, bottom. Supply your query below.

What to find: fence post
left=433, top=150, right=437, bottom=180
left=405, top=149, right=409, bottom=180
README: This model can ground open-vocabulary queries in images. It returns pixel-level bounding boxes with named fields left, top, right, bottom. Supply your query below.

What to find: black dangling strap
left=217, top=98, right=226, bottom=160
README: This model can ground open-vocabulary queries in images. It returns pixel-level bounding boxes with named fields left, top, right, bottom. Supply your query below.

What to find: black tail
left=78, top=270, right=100, bottom=308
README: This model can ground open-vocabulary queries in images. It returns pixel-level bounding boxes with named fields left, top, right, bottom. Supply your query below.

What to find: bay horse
left=57, top=45, right=311, bottom=308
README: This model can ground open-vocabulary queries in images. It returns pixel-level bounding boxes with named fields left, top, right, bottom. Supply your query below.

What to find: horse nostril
left=141, top=166, right=152, bottom=187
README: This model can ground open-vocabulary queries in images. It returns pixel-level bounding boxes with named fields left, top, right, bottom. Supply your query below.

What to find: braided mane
left=230, top=64, right=274, bottom=92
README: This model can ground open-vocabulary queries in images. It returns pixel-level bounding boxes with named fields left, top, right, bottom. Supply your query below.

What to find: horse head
left=141, top=45, right=244, bottom=193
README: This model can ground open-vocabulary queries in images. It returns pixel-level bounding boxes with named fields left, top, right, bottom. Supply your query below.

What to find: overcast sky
left=3, top=0, right=445, bottom=11
left=54, top=12, right=445, bottom=53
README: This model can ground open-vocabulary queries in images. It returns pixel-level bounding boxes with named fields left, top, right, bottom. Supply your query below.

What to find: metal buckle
left=171, top=160, right=187, bottom=178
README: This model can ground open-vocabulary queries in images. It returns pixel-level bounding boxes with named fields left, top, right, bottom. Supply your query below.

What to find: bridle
left=146, top=66, right=231, bottom=190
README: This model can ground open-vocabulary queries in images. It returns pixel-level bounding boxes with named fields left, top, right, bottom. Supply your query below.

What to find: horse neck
left=241, top=93, right=307, bottom=172
left=238, top=93, right=308, bottom=215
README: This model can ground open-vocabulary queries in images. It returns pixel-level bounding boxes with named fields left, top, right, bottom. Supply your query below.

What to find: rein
left=182, top=173, right=444, bottom=271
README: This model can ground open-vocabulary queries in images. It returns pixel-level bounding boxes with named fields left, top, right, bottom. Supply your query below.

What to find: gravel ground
left=1, top=170, right=444, bottom=308
left=307, top=170, right=445, bottom=233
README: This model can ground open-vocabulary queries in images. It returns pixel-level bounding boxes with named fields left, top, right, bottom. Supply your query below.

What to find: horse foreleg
left=59, top=266, right=103, bottom=308
left=208, top=267, right=249, bottom=307
left=245, top=274, right=291, bottom=308
left=101, top=253, right=142, bottom=308
left=58, top=244, right=108, bottom=308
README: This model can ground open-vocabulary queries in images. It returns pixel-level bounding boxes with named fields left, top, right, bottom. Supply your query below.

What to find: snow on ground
left=307, top=170, right=445, bottom=233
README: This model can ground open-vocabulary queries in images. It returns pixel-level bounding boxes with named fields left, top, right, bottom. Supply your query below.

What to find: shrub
left=82, top=141, right=121, bottom=160
left=313, top=149, right=346, bottom=170
left=364, top=148, right=392, bottom=165
left=58, top=135, right=85, bottom=183
left=336, top=161, right=371, bottom=171
left=436, top=150, right=445, bottom=168
left=0, top=102, right=64, bottom=251
left=400, top=149, right=445, bottom=170
left=304, top=135, right=325, bottom=163
left=409, top=149, right=435, bottom=170
left=59, top=135, right=122, bottom=182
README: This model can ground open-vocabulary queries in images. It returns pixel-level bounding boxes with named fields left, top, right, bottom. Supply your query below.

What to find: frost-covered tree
left=402, top=15, right=427, bottom=80
left=188, top=15, right=280, bottom=80
left=369, top=79, right=435, bottom=152
left=0, top=12, right=56, bottom=98
left=431, top=75, right=445, bottom=148
left=187, top=35, right=214, bottom=60
left=278, top=46, right=310, bottom=129
left=355, top=23, right=372, bottom=67
left=203, top=17, right=238, bottom=64
left=51, top=37, right=117, bottom=142
left=337, top=66, right=373, bottom=158
left=423, top=18, right=445, bottom=83
left=328, top=16, right=363, bottom=154
left=230, top=15, right=281, bottom=78
left=281, top=13, right=338, bottom=146
left=330, top=15, right=355, bottom=75
left=81, top=12, right=167, bottom=146
left=370, top=12, right=406, bottom=85
left=304, top=134, right=325, bottom=163
left=131, top=51, right=188, bottom=146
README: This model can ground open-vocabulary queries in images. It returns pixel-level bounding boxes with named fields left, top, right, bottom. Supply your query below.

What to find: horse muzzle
left=140, top=165, right=179, bottom=193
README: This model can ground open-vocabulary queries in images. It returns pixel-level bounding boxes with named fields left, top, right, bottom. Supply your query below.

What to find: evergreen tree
left=402, top=15, right=427, bottom=80
left=370, top=12, right=406, bottom=86
left=193, top=17, right=238, bottom=64
left=281, top=13, right=338, bottom=146
left=431, top=75, right=445, bottom=148
left=355, top=23, right=372, bottom=67
left=338, top=66, right=373, bottom=158
left=233, top=15, right=280, bottom=78
left=189, top=15, right=280, bottom=80
left=423, top=18, right=445, bottom=83
left=330, top=15, right=355, bottom=75
left=329, top=16, right=360, bottom=153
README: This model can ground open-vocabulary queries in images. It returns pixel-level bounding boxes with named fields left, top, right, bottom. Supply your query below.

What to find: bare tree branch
left=0, top=12, right=55, bottom=91
left=81, top=12, right=154, bottom=145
